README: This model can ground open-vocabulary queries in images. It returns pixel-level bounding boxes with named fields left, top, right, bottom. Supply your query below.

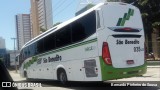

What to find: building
left=5, top=50, right=20, bottom=68
left=0, top=37, right=8, bottom=67
left=0, top=49, right=6, bottom=60
left=0, top=37, right=6, bottom=64
left=15, top=14, right=31, bottom=50
left=0, top=37, right=5, bottom=49
left=30, top=0, right=53, bottom=38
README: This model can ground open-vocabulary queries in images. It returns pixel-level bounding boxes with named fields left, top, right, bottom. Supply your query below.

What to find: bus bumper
left=99, top=57, right=147, bottom=81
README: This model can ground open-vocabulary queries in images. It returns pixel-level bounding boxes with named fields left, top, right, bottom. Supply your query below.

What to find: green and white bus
left=19, top=2, right=147, bottom=84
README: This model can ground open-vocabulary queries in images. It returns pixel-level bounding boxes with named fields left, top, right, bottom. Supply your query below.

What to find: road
left=8, top=66, right=160, bottom=90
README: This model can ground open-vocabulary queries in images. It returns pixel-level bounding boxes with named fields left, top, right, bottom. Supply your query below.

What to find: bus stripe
left=38, top=38, right=97, bottom=57
left=23, top=38, right=98, bottom=69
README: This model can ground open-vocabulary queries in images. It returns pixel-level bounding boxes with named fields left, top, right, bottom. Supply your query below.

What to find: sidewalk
left=110, top=66, right=160, bottom=81
left=9, top=66, right=160, bottom=82
left=147, top=66, right=160, bottom=68
left=8, top=67, right=160, bottom=89
left=8, top=70, right=26, bottom=81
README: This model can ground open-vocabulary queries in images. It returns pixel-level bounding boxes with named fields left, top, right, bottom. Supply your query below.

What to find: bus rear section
left=97, top=3, right=147, bottom=80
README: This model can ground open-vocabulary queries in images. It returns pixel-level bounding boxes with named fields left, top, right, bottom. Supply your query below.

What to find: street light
left=11, top=38, right=17, bottom=73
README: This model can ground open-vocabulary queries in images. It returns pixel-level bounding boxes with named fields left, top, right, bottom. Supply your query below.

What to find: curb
left=147, top=66, right=160, bottom=68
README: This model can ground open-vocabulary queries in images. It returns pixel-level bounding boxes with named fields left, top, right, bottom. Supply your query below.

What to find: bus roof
left=21, top=3, right=104, bottom=50
left=21, top=2, right=132, bottom=50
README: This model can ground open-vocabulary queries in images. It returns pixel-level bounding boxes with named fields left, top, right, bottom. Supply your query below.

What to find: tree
left=76, top=4, right=95, bottom=16
left=137, top=0, right=160, bottom=58
left=123, top=0, right=160, bottom=50
left=40, top=22, right=62, bottom=33
left=40, top=27, right=47, bottom=32
left=123, top=0, right=160, bottom=34
left=53, top=22, right=62, bottom=27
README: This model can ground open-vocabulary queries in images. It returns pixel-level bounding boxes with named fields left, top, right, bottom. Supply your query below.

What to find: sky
left=0, top=0, right=104, bottom=50
left=0, top=0, right=81, bottom=50
left=0, top=0, right=30, bottom=50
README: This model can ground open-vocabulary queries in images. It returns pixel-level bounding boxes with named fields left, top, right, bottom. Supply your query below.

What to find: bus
left=19, top=2, right=147, bottom=84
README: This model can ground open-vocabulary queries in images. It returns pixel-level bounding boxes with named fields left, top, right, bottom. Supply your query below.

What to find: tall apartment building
left=30, top=0, right=53, bottom=38
left=0, top=37, right=6, bottom=65
left=15, top=14, right=31, bottom=50
left=0, top=37, right=5, bottom=49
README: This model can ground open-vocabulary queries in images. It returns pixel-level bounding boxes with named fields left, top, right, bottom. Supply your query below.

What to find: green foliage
left=40, top=27, right=47, bottom=32
left=138, top=0, right=148, bottom=6
left=53, top=22, right=61, bottom=27
left=0, top=56, right=3, bottom=62
left=123, top=0, right=160, bottom=52
left=23, top=56, right=38, bottom=69
left=0, top=58, right=2, bottom=61
left=140, top=0, right=160, bottom=32
left=152, top=22, right=160, bottom=28
left=141, top=13, right=148, bottom=18
left=87, top=4, right=95, bottom=8
left=124, top=0, right=160, bottom=34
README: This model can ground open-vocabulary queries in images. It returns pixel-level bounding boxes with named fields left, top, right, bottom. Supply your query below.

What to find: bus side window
left=24, top=48, right=27, bottom=59
left=71, top=11, right=96, bottom=43
left=44, top=33, right=56, bottom=52
left=37, top=39, right=44, bottom=54
left=56, top=26, right=72, bottom=48
left=72, top=21, right=85, bottom=42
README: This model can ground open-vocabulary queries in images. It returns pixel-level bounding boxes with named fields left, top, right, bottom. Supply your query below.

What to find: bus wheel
left=24, top=71, right=27, bottom=77
left=24, top=71, right=28, bottom=80
left=58, top=69, right=68, bottom=84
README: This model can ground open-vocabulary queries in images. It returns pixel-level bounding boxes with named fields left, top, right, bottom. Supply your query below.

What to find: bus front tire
left=57, top=69, right=68, bottom=84
left=24, top=71, right=29, bottom=80
left=24, top=71, right=27, bottom=78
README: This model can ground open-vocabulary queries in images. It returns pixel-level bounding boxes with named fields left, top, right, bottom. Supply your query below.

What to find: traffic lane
left=69, top=87, right=160, bottom=90
left=108, top=67, right=160, bottom=81
left=28, top=65, right=160, bottom=89
left=9, top=67, right=160, bottom=90
left=19, top=80, right=160, bottom=90
left=12, top=76, right=159, bottom=89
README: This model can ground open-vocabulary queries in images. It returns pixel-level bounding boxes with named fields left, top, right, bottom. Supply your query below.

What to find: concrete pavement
left=8, top=66, right=160, bottom=90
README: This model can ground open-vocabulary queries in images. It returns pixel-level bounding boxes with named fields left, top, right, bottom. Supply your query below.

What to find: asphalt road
left=7, top=66, right=160, bottom=90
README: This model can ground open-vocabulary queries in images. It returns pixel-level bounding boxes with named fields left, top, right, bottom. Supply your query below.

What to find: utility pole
left=11, top=38, right=17, bottom=73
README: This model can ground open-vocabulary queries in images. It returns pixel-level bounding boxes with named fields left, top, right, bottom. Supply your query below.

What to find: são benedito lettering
left=125, top=39, right=139, bottom=44
left=48, top=54, right=62, bottom=62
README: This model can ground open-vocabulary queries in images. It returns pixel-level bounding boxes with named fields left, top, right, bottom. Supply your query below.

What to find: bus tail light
left=102, top=42, right=112, bottom=65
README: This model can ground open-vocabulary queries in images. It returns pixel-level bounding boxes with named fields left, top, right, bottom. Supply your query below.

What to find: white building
left=30, top=0, right=53, bottom=38
left=15, top=14, right=31, bottom=50
left=0, top=37, right=5, bottom=49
